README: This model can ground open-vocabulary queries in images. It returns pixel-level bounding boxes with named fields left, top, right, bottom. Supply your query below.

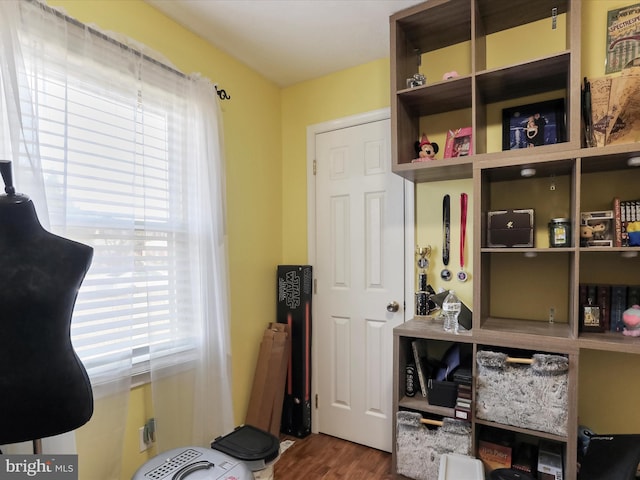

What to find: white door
left=314, top=118, right=406, bottom=452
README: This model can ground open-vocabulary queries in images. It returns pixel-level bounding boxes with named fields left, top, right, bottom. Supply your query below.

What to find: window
left=7, top=2, right=222, bottom=386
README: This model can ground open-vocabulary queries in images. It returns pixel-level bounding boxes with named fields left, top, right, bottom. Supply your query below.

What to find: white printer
left=132, top=425, right=280, bottom=480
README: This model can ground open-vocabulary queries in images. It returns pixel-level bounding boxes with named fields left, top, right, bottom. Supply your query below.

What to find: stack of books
left=453, top=368, right=472, bottom=420
left=616, top=197, right=640, bottom=247
left=579, top=283, right=640, bottom=332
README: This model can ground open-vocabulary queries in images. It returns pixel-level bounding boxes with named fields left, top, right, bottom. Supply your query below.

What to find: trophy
left=415, top=246, right=436, bottom=316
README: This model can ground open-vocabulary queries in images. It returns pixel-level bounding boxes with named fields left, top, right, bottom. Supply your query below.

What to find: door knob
left=387, top=301, right=400, bottom=313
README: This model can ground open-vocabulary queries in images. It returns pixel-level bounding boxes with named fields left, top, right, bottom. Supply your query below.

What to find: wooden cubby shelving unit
left=390, top=1, right=640, bottom=479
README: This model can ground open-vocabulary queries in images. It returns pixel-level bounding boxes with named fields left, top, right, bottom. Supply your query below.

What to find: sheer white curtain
left=149, top=76, right=234, bottom=453
left=0, top=1, right=48, bottom=219
left=0, top=0, right=233, bottom=475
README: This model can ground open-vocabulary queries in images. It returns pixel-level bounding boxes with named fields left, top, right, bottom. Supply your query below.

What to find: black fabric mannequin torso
left=0, top=194, right=94, bottom=444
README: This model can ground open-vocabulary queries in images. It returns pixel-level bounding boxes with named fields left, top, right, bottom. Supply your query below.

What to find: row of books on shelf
left=579, top=283, right=639, bottom=333
left=453, top=377, right=472, bottom=421
left=614, top=197, right=640, bottom=247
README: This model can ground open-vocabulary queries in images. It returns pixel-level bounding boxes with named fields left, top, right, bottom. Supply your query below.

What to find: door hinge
left=313, top=159, right=317, bottom=175
left=314, top=278, right=317, bottom=294
left=315, top=393, right=318, bottom=409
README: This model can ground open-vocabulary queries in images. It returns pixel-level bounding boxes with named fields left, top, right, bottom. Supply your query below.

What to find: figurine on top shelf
left=412, top=133, right=439, bottom=163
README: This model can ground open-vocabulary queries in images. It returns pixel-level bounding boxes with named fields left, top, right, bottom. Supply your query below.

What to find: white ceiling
left=146, top=0, right=424, bottom=87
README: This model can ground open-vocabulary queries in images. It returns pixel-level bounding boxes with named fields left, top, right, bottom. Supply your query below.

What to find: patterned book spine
left=597, top=285, right=611, bottom=332
left=610, top=285, right=628, bottom=332
left=579, top=284, right=587, bottom=329
left=627, top=285, right=640, bottom=308
left=613, top=197, right=622, bottom=247
left=411, top=340, right=428, bottom=398
left=622, top=200, right=629, bottom=246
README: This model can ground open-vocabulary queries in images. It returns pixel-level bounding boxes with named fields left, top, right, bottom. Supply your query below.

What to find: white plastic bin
left=438, top=454, right=484, bottom=480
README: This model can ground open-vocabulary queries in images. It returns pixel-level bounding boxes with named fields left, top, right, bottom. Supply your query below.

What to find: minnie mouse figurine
left=412, top=133, right=439, bottom=162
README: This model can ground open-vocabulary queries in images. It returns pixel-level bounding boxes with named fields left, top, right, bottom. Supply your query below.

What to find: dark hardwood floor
left=273, top=433, right=394, bottom=479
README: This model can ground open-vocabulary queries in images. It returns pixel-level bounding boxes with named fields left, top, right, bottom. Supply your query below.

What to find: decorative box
left=487, top=209, right=535, bottom=247
left=427, top=379, right=458, bottom=408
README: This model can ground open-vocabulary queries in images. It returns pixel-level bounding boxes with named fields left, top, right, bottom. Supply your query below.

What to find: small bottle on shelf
left=442, top=290, right=461, bottom=333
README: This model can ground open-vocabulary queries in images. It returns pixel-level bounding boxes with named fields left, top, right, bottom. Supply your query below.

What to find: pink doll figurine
left=622, top=305, right=640, bottom=336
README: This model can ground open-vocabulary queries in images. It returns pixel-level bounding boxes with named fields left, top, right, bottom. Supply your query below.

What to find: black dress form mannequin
left=0, top=161, right=94, bottom=445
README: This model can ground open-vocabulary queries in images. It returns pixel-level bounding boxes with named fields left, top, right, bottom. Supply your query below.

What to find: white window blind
left=14, top=7, right=204, bottom=385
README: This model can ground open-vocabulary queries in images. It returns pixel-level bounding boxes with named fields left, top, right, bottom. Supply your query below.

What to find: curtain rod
left=29, top=0, right=231, bottom=100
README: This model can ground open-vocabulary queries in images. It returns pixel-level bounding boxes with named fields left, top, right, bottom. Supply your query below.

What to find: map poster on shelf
left=606, top=3, right=640, bottom=74
left=588, top=67, right=640, bottom=146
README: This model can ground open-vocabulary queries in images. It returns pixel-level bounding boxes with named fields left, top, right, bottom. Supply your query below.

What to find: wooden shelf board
left=394, top=317, right=475, bottom=343
left=475, top=142, right=577, bottom=166
left=392, top=144, right=582, bottom=184
left=396, top=75, right=473, bottom=116
left=579, top=143, right=640, bottom=173
left=395, top=300, right=640, bottom=357
left=392, top=157, right=473, bottom=182
left=579, top=332, right=640, bottom=355
left=476, top=0, right=568, bottom=36
left=398, top=395, right=456, bottom=418
left=475, top=418, right=568, bottom=443
left=476, top=51, right=570, bottom=104
left=392, top=0, right=471, bottom=54
left=475, top=143, right=578, bottom=170
left=482, top=247, right=574, bottom=254
left=476, top=317, right=577, bottom=352
left=580, top=246, right=640, bottom=254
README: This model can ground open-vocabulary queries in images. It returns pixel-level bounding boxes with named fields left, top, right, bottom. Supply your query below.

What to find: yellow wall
left=39, top=0, right=640, bottom=477
left=280, top=58, right=391, bottom=261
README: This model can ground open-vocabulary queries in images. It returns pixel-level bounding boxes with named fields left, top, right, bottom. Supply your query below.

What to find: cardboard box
left=245, top=323, right=291, bottom=437
left=269, top=323, right=291, bottom=436
left=538, top=441, right=564, bottom=480
left=487, top=209, right=535, bottom=247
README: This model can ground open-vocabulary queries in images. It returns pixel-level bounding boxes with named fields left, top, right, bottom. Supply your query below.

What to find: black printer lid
left=489, top=469, right=535, bottom=480
left=211, top=425, right=280, bottom=463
